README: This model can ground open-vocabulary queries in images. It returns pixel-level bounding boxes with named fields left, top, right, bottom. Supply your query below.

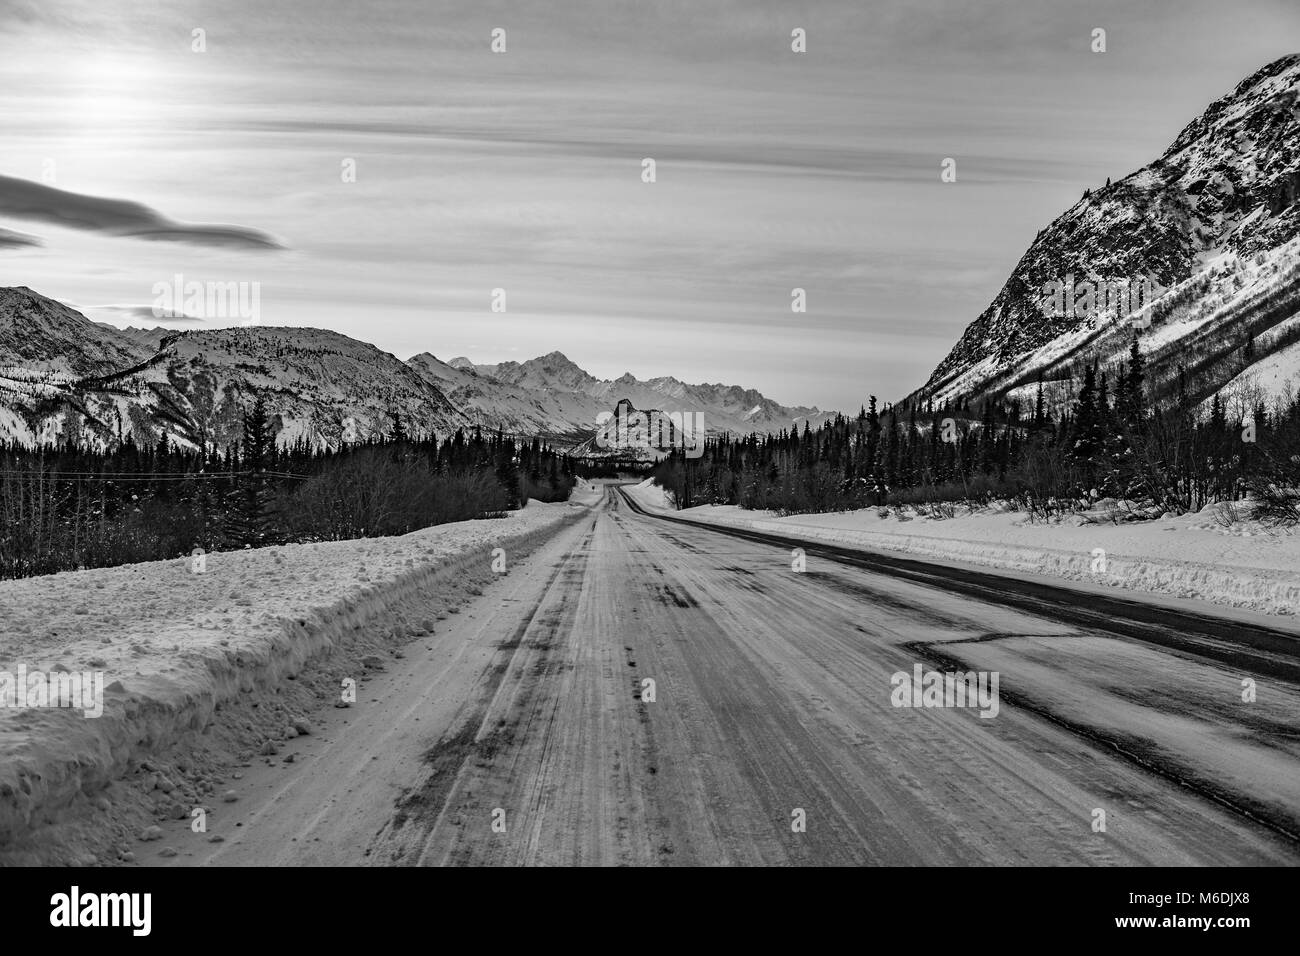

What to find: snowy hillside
left=913, top=53, right=1300, bottom=415
left=0, top=287, right=836, bottom=451
left=0, top=287, right=148, bottom=377
left=0, top=289, right=472, bottom=449
left=431, top=349, right=836, bottom=439
left=1220, top=329, right=1300, bottom=407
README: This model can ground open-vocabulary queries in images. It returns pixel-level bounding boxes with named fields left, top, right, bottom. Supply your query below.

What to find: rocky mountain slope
left=912, top=53, right=1300, bottom=417
left=0, top=288, right=833, bottom=451
left=0, top=293, right=469, bottom=449
left=424, top=350, right=833, bottom=440
left=0, top=287, right=147, bottom=378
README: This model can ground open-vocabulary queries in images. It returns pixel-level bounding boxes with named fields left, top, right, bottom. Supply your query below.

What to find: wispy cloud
left=87, top=303, right=207, bottom=324
left=0, top=175, right=283, bottom=250
left=0, top=226, right=42, bottom=248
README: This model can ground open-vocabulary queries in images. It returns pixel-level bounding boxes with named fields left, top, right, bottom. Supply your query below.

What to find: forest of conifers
left=651, top=343, right=1300, bottom=524
left=0, top=397, right=575, bottom=580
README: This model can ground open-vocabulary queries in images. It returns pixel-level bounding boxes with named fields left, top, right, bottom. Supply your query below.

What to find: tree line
left=0, top=397, right=576, bottom=580
left=651, top=340, right=1300, bottom=524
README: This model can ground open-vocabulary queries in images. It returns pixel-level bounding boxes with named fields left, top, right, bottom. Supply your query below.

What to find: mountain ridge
left=911, top=53, right=1300, bottom=414
left=0, top=288, right=836, bottom=451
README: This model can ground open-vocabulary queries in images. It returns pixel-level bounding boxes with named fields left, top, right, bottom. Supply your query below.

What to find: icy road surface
left=144, top=486, right=1300, bottom=866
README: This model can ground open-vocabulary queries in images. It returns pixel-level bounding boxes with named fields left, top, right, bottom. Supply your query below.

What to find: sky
left=0, top=0, right=1297, bottom=412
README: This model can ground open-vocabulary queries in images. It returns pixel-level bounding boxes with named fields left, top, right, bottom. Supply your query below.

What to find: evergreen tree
left=1072, top=363, right=1098, bottom=468
left=226, top=395, right=275, bottom=546
left=1121, top=336, right=1145, bottom=431
left=494, top=430, right=521, bottom=507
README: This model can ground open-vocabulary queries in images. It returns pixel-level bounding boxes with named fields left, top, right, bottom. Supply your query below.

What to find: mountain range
left=5, top=56, right=1298, bottom=455
left=0, top=287, right=834, bottom=451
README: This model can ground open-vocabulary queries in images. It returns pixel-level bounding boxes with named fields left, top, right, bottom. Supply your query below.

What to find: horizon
left=1, top=0, right=1297, bottom=410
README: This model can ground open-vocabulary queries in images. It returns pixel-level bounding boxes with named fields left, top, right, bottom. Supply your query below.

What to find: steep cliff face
left=917, top=54, right=1300, bottom=409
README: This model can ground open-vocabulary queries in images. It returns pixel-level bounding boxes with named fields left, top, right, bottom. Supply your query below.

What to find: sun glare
left=60, top=55, right=159, bottom=137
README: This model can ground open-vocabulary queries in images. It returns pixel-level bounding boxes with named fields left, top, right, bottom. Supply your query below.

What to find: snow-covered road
left=140, top=485, right=1300, bottom=865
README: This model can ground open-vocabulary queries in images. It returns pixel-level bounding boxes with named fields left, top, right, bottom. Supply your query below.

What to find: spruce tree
left=1123, top=336, right=1145, bottom=431
left=1072, top=364, right=1099, bottom=485
left=226, top=395, right=275, bottom=546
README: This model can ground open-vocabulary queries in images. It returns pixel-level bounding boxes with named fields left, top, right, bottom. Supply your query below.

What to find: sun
left=61, top=54, right=159, bottom=136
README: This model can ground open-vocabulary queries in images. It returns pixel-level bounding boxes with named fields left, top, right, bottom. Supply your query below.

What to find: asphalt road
left=148, top=485, right=1300, bottom=866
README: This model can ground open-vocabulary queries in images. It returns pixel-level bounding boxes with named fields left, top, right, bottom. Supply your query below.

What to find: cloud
left=0, top=175, right=283, bottom=250
left=0, top=226, right=42, bottom=248
left=89, top=304, right=206, bottom=324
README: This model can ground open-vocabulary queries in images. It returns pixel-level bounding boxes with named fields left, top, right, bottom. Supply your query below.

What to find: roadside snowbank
left=624, top=484, right=1300, bottom=616
left=630, top=477, right=675, bottom=510
left=0, top=496, right=591, bottom=860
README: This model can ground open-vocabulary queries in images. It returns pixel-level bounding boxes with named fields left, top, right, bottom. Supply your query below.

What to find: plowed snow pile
left=0, top=496, right=591, bottom=864
left=626, top=484, right=1300, bottom=616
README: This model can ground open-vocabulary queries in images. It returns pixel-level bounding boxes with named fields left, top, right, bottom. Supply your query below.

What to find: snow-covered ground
left=0, top=491, right=597, bottom=861
left=625, top=480, right=1300, bottom=616
left=1221, top=335, right=1300, bottom=407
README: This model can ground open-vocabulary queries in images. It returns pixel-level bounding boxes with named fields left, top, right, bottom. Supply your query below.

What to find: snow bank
left=623, top=484, right=1300, bottom=616
left=0, top=498, right=590, bottom=853
left=630, top=477, right=676, bottom=511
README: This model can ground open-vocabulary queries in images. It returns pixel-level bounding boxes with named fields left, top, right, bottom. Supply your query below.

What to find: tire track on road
left=369, top=519, right=596, bottom=864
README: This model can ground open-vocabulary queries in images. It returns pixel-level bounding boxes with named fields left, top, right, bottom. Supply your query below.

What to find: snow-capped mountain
left=912, top=54, right=1300, bottom=416
left=406, top=351, right=585, bottom=439
left=0, top=290, right=469, bottom=448
left=0, top=287, right=147, bottom=377
left=0, top=287, right=834, bottom=450
left=424, top=349, right=834, bottom=440
left=569, top=396, right=706, bottom=462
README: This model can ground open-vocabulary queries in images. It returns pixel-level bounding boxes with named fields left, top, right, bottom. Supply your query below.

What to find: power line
left=0, top=470, right=243, bottom=477
left=0, top=470, right=310, bottom=481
